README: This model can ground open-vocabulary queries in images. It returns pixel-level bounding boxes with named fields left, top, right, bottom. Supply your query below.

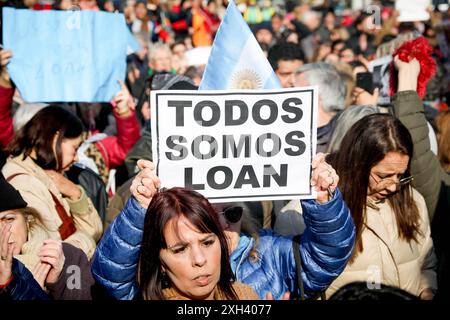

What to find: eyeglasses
left=220, top=206, right=243, bottom=224
left=370, top=172, right=414, bottom=188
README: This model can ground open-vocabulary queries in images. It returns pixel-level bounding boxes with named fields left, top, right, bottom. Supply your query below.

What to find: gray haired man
left=295, top=62, right=346, bottom=153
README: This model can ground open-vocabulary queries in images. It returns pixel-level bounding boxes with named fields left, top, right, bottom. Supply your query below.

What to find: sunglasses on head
left=221, top=206, right=243, bottom=224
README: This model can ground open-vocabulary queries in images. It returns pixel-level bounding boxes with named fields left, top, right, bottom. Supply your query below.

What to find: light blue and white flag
left=199, top=0, right=281, bottom=90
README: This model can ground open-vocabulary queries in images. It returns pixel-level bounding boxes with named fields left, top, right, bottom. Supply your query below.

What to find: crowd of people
left=0, top=0, right=449, bottom=301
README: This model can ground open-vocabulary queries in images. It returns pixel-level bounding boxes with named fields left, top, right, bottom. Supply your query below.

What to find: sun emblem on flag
left=230, top=69, right=263, bottom=89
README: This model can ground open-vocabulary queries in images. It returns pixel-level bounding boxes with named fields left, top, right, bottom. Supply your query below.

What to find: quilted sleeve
left=91, top=196, right=146, bottom=300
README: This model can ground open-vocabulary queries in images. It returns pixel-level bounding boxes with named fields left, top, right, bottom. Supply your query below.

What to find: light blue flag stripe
left=3, top=8, right=129, bottom=103
left=199, top=0, right=280, bottom=90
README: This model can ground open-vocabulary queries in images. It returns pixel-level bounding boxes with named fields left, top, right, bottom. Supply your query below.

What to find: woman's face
left=171, top=43, right=186, bottom=59
left=160, top=215, right=221, bottom=300
left=135, top=3, right=147, bottom=20
left=368, top=151, right=410, bottom=201
left=0, top=210, right=27, bottom=255
left=60, top=136, right=83, bottom=171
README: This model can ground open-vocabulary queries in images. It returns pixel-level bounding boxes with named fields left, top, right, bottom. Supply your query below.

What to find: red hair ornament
left=389, top=37, right=436, bottom=98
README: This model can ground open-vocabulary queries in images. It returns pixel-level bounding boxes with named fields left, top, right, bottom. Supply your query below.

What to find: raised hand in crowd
left=311, top=152, right=339, bottom=203
left=0, top=49, right=13, bottom=88
left=112, top=80, right=136, bottom=118
left=45, top=170, right=82, bottom=201
left=130, top=159, right=161, bottom=208
left=395, top=56, right=420, bottom=92
left=37, top=239, right=65, bottom=285
left=352, top=86, right=379, bottom=106
left=0, top=224, right=15, bottom=286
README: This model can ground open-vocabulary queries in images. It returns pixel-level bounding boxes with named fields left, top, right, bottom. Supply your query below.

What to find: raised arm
left=392, top=57, right=450, bottom=220
left=0, top=49, right=15, bottom=150
left=300, top=153, right=355, bottom=294
left=91, top=160, right=160, bottom=300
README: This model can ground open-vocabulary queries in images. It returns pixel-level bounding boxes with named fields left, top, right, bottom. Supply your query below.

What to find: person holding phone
left=353, top=71, right=380, bottom=106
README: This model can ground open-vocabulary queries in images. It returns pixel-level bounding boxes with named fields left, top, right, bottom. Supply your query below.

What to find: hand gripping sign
left=151, top=87, right=318, bottom=203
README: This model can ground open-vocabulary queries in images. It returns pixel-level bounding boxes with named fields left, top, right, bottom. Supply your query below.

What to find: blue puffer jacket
left=0, top=258, right=50, bottom=300
left=92, top=189, right=355, bottom=300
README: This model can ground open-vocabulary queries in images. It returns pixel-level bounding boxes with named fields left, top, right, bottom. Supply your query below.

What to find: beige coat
left=2, top=155, right=103, bottom=260
left=326, top=188, right=437, bottom=297
left=16, top=220, right=52, bottom=271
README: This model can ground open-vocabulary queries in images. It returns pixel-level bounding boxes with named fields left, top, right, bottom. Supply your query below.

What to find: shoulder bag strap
left=292, top=234, right=305, bottom=300
left=7, top=172, right=76, bottom=240
left=292, top=234, right=327, bottom=301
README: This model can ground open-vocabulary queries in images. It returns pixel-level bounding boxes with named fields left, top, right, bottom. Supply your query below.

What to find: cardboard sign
left=396, top=0, right=431, bottom=22
left=151, top=88, right=318, bottom=203
left=2, top=8, right=131, bottom=102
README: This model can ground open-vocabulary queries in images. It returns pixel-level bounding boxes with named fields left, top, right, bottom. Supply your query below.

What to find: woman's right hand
left=130, top=160, right=161, bottom=209
left=0, top=49, right=13, bottom=88
left=38, top=239, right=65, bottom=285
left=0, top=224, right=15, bottom=286
left=394, top=56, right=420, bottom=92
left=352, top=86, right=379, bottom=106
left=45, top=170, right=81, bottom=201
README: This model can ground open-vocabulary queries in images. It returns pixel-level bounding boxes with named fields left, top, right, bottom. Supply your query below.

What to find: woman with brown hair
left=137, top=187, right=257, bottom=300
left=2, top=106, right=102, bottom=261
left=327, top=113, right=437, bottom=299
left=92, top=155, right=355, bottom=300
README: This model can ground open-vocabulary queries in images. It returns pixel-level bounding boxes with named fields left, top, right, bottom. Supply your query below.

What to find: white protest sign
left=151, top=87, right=318, bottom=203
left=396, top=0, right=431, bottom=22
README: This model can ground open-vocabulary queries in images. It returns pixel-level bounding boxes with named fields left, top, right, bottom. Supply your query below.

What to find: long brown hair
left=328, top=114, right=421, bottom=262
left=8, top=106, right=83, bottom=171
left=138, top=187, right=238, bottom=300
left=435, top=110, right=450, bottom=172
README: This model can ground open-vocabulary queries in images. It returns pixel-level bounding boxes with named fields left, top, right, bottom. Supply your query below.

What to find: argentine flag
left=199, top=0, right=281, bottom=90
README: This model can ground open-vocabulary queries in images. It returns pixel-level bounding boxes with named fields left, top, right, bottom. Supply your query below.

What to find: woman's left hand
left=45, top=170, right=81, bottom=201
left=311, top=152, right=339, bottom=204
left=31, top=262, right=51, bottom=289
left=38, top=239, right=65, bottom=285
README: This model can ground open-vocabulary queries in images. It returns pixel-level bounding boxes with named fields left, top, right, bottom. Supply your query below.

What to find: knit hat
left=0, top=172, right=28, bottom=212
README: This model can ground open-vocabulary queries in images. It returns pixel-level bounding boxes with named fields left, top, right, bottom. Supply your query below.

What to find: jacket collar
left=8, top=154, right=60, bottom=195
left=230, top=233, right=254, bottom=278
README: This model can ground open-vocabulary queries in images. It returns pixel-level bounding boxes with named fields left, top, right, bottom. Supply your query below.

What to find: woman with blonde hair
left=0, top=172, right=94, bottom=300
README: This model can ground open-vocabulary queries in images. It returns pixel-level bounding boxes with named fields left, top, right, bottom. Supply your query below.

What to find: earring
left=161, top=271, right=170, bottom=289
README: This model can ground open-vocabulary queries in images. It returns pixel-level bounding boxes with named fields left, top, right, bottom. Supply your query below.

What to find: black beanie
left=0, top=172, right=28, bottom=212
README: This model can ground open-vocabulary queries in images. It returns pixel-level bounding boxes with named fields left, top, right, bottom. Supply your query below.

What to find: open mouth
left=193, top=274, right=211, bottom=286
